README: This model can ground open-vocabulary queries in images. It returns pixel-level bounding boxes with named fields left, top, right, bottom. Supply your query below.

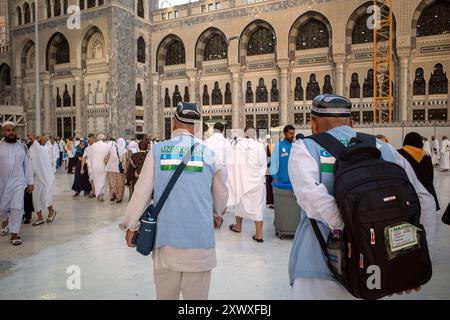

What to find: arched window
left=137, top=0, right=145, bottom=18
left=136, top=84, right=143, bottom=106
left=322, top=75, right=333, bottom=94
left=202, top=85, right=210, bottom=105
left=17, top=7, right=22, bottom=25
left=172, top=85, right=182, bottom=107
left=87, top=0, right=96, bottom=8
left=24, top=3, right=31, bottom=24
left=212, top=82, right=223, bottom=105
left=204, top=34, right=227, bottom=61
left=417, top=1, right=450, bottom=37
left=166, top=40, right=185, bottom=66
left=306, top=74, right=320, bottom=100
left=54, top=0, right=61, bottom=16
left=429, top=63, right=448, bottom=95
left=64, top=0, right=68, bottom=14
left=47, top=0, right=51, bottom=18
left=247, top=27, right=276, bottom=56
left=350, top=73, right=361, bottom=98
left=363, top=69, right=374, bottom=98
left=256, top=78, right=268, bottom=103
left=294, top=77, right=304, bottom=101
left=296, top=20, right=329, bottom=50
left=225, top=83, right=232, bottom=104
left=31, top=3, right=35, bottom=22
left=164, top=88, right=171, bottom=108
left=56, top=38, right=70, bottom=64
left=137, top=37, right=145, bottom=63
left=184, top=86, right=190, bottom=102
left=79, top=0, right=85, bottom=10
left=246, top=81, right=254, bottom=103
left=0, top=64, right=11, bottom=91
left=413, top=68, right=426, bottom=96
left=270, top=79, right=279, bottom=102
left=352, top=7, right=391, bottom=44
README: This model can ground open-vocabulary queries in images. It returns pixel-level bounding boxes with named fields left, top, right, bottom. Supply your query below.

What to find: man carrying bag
left=122, top=102, right=228, bottom=300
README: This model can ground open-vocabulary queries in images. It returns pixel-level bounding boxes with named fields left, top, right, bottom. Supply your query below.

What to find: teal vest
left=153, top=133, right=216, bottom=249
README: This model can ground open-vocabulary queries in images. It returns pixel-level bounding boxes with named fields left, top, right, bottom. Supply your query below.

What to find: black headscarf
left=403, top=132, right=423, bottom=149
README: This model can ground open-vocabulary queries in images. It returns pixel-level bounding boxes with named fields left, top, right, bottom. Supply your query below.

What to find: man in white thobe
left=29, top=135, right=57, bottom=226
left=87, top=134, right=110, bottom=201
left=82, top=136, right=96, bottom=197
left=227, top=126, right=267, bottom=242
left=47, top=136, right=60, bottom=173
left=204, top=122, right=232, bottom=178
left=0, top=122, right=34, bottom=245
left=440, top=136, right=450, bottom=172
left=432, top=136, right=440, bottom=166
left=423, top=137, right=432, bottom=157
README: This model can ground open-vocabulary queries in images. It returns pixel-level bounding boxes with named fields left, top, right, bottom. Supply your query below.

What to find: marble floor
left=0, top=170, right=449, bottom=300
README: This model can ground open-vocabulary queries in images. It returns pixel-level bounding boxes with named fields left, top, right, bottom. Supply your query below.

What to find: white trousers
left=0, top=209, right=24, bottom=234
left=291, top=277, right=356, bottom=300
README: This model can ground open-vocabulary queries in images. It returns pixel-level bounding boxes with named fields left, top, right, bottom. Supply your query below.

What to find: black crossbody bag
left=132, top=142, right=199, bottom=256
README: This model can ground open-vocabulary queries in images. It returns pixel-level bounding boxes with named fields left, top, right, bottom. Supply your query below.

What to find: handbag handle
left=153, top=141, right=199, bottom=216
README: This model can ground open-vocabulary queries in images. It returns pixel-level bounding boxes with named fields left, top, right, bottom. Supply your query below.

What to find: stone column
left=398, top=53, right=410, bottom=122
left=42, top=72, right=52, bottom=135
left=335, top=57, right=345, bottom=97
left=14, top=77, right=23, bottom=107
left=151, top=73, right=160, bottom=139
left=278, top=60, right=289, bottom=126
left=73, top=69, right=83, bottom=137
left=186, top=68, right=197, bottom=103
left=229, top=65, right=241, bottom=129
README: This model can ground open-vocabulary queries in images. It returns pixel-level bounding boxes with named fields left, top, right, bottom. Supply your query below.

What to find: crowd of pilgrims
left=1, top=122, right=450, bottom=246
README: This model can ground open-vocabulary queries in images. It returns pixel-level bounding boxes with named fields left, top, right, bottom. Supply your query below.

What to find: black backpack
left=307, top=132, right=432, bottom=300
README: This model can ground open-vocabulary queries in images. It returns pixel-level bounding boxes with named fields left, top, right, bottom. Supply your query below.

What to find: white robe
left=204, top=132, right=232, bottom=180
left=88, top=141, right=110, bottom=196
left=29, top=140, right=55, bottom=213
left=227, top=137, right=267, bottom=221
left=423, top=140, right=432, bottom=157
left=46, top=141, right=60, bottom=172
left=0, top=140, right=33, bottom=213
left=440, top=139, right=450, bottom=170
left=432, top=139, right=440, bottom=165
left=127, top=140, right=139, bottom=154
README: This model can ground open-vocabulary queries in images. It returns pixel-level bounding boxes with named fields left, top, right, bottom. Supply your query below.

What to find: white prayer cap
left=96, top=134, right=105, bottom=140
left=265, top=134, right=271, bottom=140
left=1, top=121, right=16, bottom=128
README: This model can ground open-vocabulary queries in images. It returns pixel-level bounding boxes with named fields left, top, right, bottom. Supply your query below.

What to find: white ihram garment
left=432, top=139, right=440, bottom=165
left=440, top=139, right=450, bottom=170
left=227, top=137, right=267, bottom=221
left=204, top=132, right=232, bottom=180
left=29, top=140, right=55, bottom=213
left=88, top=141, right=110, bottom=197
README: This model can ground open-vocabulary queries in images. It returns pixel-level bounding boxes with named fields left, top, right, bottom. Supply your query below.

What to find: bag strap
left=307, top=132, right=346, bottom=159
left=309, top=218, right=343, bottom=282
left=356, top=132, right=376, bottom=146
left=153, top=141, right=199, bottom=215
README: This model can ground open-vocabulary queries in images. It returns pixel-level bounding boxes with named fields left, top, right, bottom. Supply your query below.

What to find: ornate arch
left=411, top=0, right=450, bottom=49
left=46, top=32, right=70, bottom=72
left=239, top=20, right=277, bottom=64
left=20, top=40, right=35, bottom=77
left=345, top=2, right=397, bottom=52
left=288, top=11, right=332, bottom=59
left=156, top=34, right=186, bottom=73
left=195, top=27, right=227, bottom=68
left=81, top=26, right=104, bottom=69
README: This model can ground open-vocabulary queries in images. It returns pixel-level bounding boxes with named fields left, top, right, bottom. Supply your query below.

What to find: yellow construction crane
left=373, top=0, right=394, bottom=123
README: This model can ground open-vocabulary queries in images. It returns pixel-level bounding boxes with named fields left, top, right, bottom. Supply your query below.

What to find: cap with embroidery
left=311, top=94, right=352, bottom=118
left=174, top=102, right=201, bottom=124
left=1, top=121, right=16, bottom=127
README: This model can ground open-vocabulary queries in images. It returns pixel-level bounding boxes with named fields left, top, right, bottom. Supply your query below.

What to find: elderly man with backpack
left=288, top=94, right=436, bottom=300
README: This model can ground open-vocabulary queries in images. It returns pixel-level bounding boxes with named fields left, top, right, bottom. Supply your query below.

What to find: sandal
left=229, top=224, right=241, bottom=233
left=252, top=235, right=264, bottom=243
left=11, top=238, right=22, bottom=246
left=32, top=220, right=45, bottom=226
left=46, top=211, right=57, bottom=223
left=1, top=226, right=8, bottom=236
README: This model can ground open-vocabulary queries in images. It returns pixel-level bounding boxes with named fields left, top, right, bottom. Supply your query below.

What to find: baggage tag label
left=387, top=223, right=418, bottom=252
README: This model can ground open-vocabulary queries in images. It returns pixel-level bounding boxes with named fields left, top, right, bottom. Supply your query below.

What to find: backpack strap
left=306, top=132, right=346, bottom=159
left=356, top=132, right=376, bottom=146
